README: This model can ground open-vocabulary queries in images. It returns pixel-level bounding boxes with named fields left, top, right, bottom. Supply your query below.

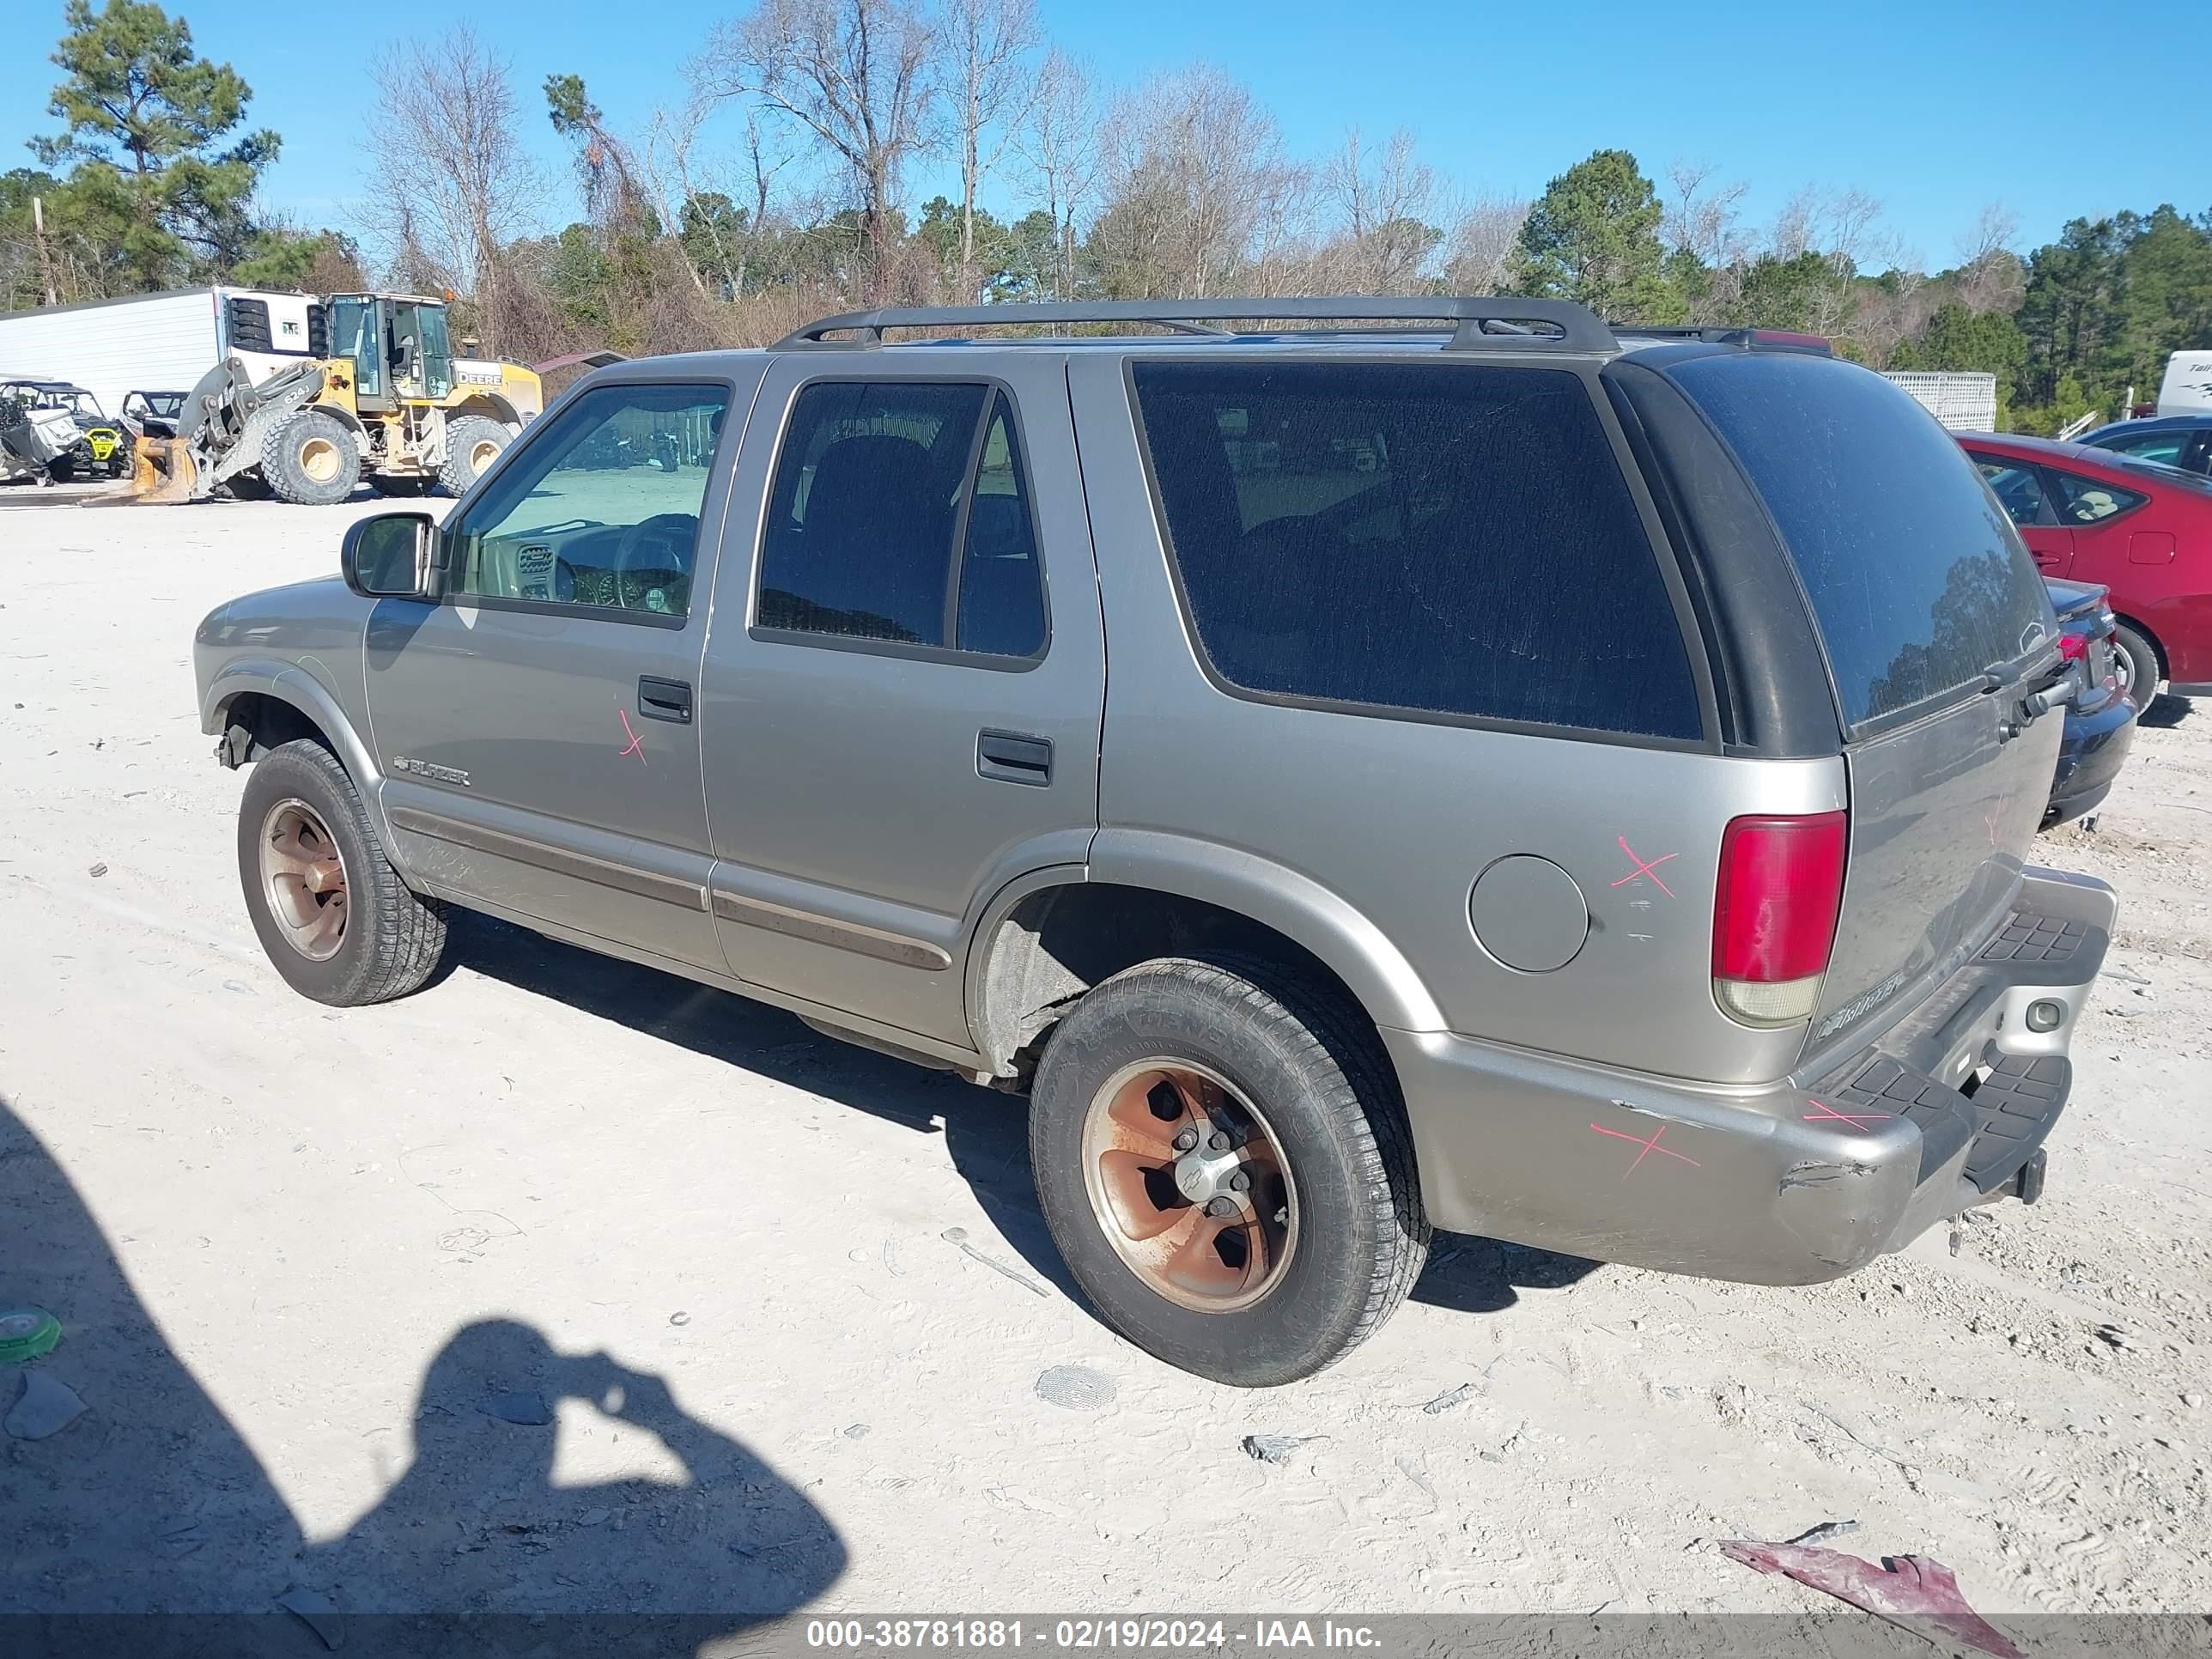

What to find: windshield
left=1668, top=351, right=2055, bottom=730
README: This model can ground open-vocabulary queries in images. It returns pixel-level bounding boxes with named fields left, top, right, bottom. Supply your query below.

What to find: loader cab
left=325, top=294, right=454, bottom=412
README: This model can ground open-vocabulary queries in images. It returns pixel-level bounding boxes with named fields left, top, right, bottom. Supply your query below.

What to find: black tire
left=2113, top=622, right=2161, bottom=704
left=260, top=409, right=362, bottom=506
left=1029, top=956, right=1429, bottom=1387
left=439, top=416, right=509, bottom=496
left=237, top=739, right=447, bottom=1006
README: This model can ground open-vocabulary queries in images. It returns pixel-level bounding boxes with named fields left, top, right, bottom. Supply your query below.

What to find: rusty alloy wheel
left=258, top=797, right=349, bottom=961
left=1079, top=1059, right=1299, bottom=1313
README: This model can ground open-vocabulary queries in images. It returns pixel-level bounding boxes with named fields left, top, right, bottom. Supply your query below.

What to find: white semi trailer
left=0, top=288, right=325, bottom=422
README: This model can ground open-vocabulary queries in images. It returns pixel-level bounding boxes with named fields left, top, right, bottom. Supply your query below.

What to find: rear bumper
left=1382, top=866, right=2115, bottom=1284
left=2045, top=694, right=2136, bottom=827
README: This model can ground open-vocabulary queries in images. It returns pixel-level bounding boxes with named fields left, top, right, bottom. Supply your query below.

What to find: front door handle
left=977, top=729, right=1052, bottom=786
left=638, top=677, right=693, bottom=724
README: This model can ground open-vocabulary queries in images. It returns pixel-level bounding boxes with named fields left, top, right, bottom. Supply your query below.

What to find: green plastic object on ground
left=0, top=1308, right=63, bottom=1364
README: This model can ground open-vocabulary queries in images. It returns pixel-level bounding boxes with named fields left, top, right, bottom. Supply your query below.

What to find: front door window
left=448, top=382, right=731, bottom=620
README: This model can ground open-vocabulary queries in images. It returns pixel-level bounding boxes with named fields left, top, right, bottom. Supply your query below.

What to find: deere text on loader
left=135, top=292, right=542, bottom=506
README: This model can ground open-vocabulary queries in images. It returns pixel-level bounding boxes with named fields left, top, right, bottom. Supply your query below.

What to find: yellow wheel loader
left=134, top=292, right=543, bottom=506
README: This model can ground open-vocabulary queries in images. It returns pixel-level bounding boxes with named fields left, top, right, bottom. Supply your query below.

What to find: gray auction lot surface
left=3, top=493, right=2209, bottom=1630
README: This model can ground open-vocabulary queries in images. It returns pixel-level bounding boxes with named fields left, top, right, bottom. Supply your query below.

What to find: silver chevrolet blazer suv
left=195, top=297, right=2116, bottom=1386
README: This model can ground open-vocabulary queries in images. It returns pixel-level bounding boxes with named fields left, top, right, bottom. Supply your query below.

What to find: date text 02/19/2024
left=804, top=1620, right=1382, bottom=1651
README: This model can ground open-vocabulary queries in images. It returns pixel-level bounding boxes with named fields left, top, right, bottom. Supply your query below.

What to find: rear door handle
left=638, top=677, right=693, bottom=724
left=977, top=729, right=1052, bottom=786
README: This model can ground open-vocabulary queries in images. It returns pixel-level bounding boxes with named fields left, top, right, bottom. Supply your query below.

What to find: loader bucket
left=126, top=436, right=200, bottom=505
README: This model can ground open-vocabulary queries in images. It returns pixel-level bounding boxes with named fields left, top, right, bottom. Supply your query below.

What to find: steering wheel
left=610, top=514, right=698, bottom=615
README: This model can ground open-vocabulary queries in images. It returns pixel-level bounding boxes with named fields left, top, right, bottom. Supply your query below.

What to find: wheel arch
left=303, top=399, right=369, bottom=440
left=204, top=665, right=397, bottom=851
left=2110, top=611, right=2167, bottom=674
left=452, top=393, right=523, bottom=433
left=963, top=834, right=1447, bottom=1081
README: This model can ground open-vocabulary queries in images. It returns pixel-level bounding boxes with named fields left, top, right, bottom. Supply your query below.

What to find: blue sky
left=4, top=0, right=2203, bottom=270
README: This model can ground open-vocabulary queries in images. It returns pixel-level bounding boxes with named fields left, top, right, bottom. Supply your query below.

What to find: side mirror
left=341, top=511, right=439, bottom=599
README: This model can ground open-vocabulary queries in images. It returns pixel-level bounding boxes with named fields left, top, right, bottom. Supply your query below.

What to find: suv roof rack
left=775, top=297, right=1618, bottom=353
left=1613, top=324, right=1833, bottom=356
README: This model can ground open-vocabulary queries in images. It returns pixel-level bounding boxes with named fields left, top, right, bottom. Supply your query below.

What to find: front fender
left=201, top=660, right=396, bottom=852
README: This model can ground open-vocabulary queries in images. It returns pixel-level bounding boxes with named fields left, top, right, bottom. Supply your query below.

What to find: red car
left=1959, top=431, right=2212, bottom=700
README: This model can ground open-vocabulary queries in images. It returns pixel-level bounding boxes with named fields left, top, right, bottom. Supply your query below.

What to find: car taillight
left=1712, top=811, right=1848, bottom=1027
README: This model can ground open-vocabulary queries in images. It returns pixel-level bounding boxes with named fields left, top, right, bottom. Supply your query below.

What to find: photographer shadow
left=0, top=1093, right=843, bottom=1652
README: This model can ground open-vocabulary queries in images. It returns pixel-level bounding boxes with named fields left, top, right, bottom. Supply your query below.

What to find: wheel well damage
left=972, top=882, right=1377, bottom=1083
left=216, top=690, right=329, bottom=769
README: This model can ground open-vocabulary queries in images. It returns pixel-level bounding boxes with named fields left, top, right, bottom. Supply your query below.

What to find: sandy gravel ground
left=3, top=489, right=2208, bottom=1635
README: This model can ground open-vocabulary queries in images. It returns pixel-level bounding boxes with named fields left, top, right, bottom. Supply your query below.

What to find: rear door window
left=1129, top=360, right=1702, bottom=739
left=1667, top=352, right=2053, bottom=729
left=1973, top=458, right=2056, bottom=527
left=756, top=380, right=1048, bottom=659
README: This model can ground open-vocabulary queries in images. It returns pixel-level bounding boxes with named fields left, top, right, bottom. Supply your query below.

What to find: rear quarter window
left=1130, top=360, right=1703, bottom=740
left=1667, top=352, right=2052, bottom=729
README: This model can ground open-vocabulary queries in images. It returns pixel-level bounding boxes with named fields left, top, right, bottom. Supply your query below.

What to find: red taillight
left=1712, top=811, right=1848, bottom=1026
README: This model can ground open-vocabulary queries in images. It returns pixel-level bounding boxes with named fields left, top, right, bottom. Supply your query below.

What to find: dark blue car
left=2044, top=577, right=2137, bottom=829
left=2078, top=414, right=2212, bottom=477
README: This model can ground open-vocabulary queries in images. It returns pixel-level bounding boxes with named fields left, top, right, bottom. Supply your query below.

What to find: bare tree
left=944, top=0, right=1040, bottom=300
left=367, top=32, right=544, bottom=351
left=699, top=0, right=937, bottom=301
left=1954, top=201, right=2025, bottom=313
left=1662, top=159, right=1748, bottom=264
left=1771, top=185, right=1888, bottom=273
left=1086, top=65, right=1306, bottom=300
left=1012, top=48, right=1099, bottom=300
left=1316, top=128, right=1438, bottom=293
left=1440, top=195, right=1528, bottom=295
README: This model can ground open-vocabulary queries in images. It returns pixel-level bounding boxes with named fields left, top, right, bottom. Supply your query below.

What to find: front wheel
left=237, top=739, right=447, bottom=1006
left=1029, top=957, right=1429, bottom=1387
left=439, top=416, right=509, bottom=496
left=261, top=409, right=362, bottom=505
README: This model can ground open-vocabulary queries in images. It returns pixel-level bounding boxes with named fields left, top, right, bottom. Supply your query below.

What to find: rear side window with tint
left=1668, top=352, right=2053, bottom=729
left=1129, top=361, right=1702, bottom=739
left=757, top=380, right=1047, bottom=659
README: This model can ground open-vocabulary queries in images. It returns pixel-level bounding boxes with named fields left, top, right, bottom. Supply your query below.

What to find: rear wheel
left=1029, top=957, right=1428, bottom=1387
left=237, top=739, right=447, bottom=1006
left=261, top=410, right=362, bottom=506
left=2112, top=622, right=2160, bottom=704
left=439, top=416, right=509, bottom=496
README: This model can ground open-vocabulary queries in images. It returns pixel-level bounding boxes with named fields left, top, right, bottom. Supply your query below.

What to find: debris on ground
left=0, top=1307, right=63, bottom=1364
left=1781, top=1520, right=1862, bottom=1547
left=842, top=1423, right=870, bottom=1439
left=1035, top=1364, right=1117, bottom=1412
left=5, top=1370, right=87, bottom=1440
left=477, top=1390, right=551, bottom=1426
left=276, top=1585, right=343, bottom=1650
left=1718, top=1540, right=2023, bottom=1659
left=87, top=862, right=106, bottom=878
left=1421, top=1382, right=1475, bottom=1415
left=1243, top=1433, right=1321, bottom=1464
left=2096, top=1324, right=2140, bottom=1352
left=940, top=1226, right=1049, bottom=1297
